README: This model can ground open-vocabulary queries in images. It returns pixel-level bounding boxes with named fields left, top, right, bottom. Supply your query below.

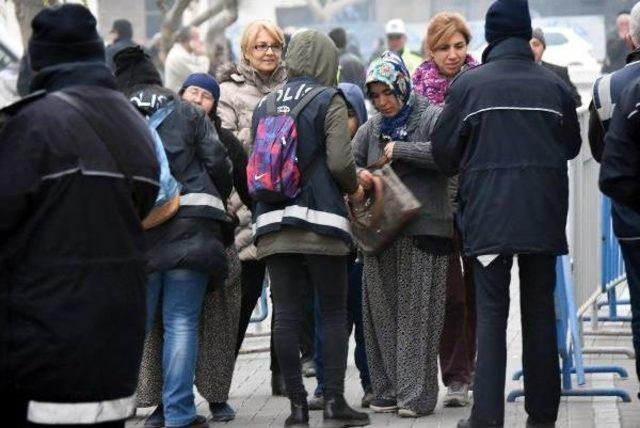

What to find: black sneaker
left=143, top=405, right=163, bottom=428
left=369, top=397, right=398, bottom=413
left=174, top=415, right=208, bottom=428
left=209, top=401, right=236, bottom=422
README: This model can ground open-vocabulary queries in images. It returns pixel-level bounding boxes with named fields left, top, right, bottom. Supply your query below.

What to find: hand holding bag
left=349, top=159, right=421, bottom=255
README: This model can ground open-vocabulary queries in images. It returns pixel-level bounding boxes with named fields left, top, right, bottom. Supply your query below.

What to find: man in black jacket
left=599, top=76, right=640, bottom=400
left=105, top=19, right=136, bottom=71
left=591, top=3, right=640, bottom=398
left=431, top=1, right=582, bottom=427
left=0, top=5, right=159, bottom=427
left=530, top=27, right=582, bottom=107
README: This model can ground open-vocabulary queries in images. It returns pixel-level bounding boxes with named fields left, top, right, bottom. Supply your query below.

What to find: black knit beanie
left=485, top=0, right=532, bottom=44
left=113, top=46, right=163, bottom=93
left=29, top=4, right=105, bottom=71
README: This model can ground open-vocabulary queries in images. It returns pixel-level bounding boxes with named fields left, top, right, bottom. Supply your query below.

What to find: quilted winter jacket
left=218, top=61, right=286, bottom=260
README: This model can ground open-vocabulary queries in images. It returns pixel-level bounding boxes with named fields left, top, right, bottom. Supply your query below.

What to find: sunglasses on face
left=253, top=43, right=282, bottom=53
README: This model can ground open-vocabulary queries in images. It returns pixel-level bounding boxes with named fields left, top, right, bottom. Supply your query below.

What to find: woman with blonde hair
left=217, top=19, right=288, bottom=394
left=412, top=11, right=478, bottom=408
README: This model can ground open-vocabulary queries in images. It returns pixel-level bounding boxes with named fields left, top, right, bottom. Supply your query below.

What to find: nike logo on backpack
left=255, top=173, right=267, bottom=180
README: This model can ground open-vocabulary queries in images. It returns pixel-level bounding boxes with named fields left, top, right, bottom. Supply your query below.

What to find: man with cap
left=431, top=1, right=581, bottom=427
left=0, top=4, right=159, bottom=428
left=105, top=19, right=136, bottom=71
left=530, top=27, right=582, bottom=107
left=384, top=18, right=422, bottom=73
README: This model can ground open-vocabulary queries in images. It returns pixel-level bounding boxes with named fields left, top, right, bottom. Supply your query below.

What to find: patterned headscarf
left=366, top=51, right=415, bottom=141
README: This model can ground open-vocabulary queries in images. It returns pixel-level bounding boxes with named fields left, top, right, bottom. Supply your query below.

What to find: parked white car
left=472, top=27, right=598, bottom=68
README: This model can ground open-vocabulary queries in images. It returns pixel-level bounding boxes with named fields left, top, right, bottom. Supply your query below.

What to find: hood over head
left=114, top=45, right=163, bottom=94
left=338, top=82, right=367, bottom=127
left=285, top=30, right=338, bottom=86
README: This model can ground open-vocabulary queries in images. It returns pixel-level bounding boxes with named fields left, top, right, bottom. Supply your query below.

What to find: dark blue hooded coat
left=338, top=82, right=367, bottom=127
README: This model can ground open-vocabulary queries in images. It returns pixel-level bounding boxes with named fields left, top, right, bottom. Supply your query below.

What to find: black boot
left=323, top=395, right=370, bottom=427
left=272, top=372, right=287, bottom=396
left=284, top=400, right=309, bottom=427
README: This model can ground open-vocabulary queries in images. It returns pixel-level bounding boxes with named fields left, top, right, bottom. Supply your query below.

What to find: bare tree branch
left=13, top=0, right=60, bottom=48
left=186, top=1, right=225, bottom=28
left=306, top=0, right=364, bottom=22
left=204, top=0, right=238, bottom=45
left=156, top=0, right=167, bottom=15
left=160, top=0, right=194, bottom=58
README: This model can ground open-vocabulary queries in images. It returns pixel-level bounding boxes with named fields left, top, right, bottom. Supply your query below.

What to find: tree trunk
left=13, top=0, right=60, bottom=50
left=204, top=0, right=238, bottom=69
left=159, top=0, right=194, bottom=59
left=306, top=0, right=365, bottom=22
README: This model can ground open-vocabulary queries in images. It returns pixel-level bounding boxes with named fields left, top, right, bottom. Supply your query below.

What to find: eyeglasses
left=253, top=42, right=283, bottom=53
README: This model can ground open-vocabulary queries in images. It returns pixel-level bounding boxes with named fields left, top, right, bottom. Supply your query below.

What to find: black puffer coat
left=432, top=38, right=582, bottom=256
left=115, top=46, right=233, bottom=279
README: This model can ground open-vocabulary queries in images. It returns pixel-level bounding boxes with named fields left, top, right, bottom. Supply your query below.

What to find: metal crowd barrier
left=250, top=275, right=270, bottom=323
left=508, top=107, right=632, bottom=403
left=588, top=197, right=632, bottom=324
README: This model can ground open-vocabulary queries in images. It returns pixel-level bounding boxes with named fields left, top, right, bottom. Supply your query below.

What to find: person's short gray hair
left=630, top=2, right=640, bottom=46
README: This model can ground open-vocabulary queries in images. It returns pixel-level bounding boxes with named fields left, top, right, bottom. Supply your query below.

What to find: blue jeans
left=313, top=260, right=371, bottom=396
left=147, top=270, right=208, bottom=427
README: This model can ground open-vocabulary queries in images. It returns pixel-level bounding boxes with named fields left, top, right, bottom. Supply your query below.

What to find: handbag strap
left=50, top=91, right=133, bottom=185
left=148, top=102, right=176, bottom=130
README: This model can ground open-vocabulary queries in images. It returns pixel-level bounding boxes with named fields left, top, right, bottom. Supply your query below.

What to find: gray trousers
left=362, top=237, right=448, bottom=415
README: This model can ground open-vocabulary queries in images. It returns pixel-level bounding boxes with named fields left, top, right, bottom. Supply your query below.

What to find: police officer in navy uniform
left=595, top=1, right=640, bottom=401
left=431, top=1, right=582, bottom=426
left=250, top=29, right=370, bottom=428
left=0, top=5, right=159, bottom=427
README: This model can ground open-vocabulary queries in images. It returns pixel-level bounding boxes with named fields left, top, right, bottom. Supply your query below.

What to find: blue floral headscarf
left=366, top=51, right=415, bottom=141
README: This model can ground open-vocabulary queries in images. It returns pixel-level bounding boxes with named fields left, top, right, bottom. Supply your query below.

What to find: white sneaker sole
left=369, top=404, right=398, bottom=413
left=397, top=409, right=419, bottom=418
left=444, top=396, right=469, bottom=407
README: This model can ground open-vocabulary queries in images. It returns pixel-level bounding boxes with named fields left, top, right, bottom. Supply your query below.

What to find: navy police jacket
left=250, top=77, right=350, bottom=243
left=432, top=38, right=582, bottom=257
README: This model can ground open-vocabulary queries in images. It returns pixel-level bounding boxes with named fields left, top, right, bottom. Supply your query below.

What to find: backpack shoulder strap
left=265, top=92, right=278, bottom=116
left=289, top=86, right=327, bottom=119
left=50, top=91, right=133, bottom=183
left=149, top=102, right=176, bottom=129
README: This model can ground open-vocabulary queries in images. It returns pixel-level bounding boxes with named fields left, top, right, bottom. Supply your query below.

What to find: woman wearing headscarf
left=137, top=73, right=246, bottom=425
left=353, top=51, right=452, bottom=418
left=412, top=11, right=479, bottom=408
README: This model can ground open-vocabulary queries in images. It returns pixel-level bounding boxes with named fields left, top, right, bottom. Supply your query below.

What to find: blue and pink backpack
left=247, top=87, right=326, bottom=203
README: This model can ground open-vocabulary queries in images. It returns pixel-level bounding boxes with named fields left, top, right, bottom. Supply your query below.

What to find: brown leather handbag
left=141, top=194, right=181, bottom=229
left=349, top=160, right=421, bottom=255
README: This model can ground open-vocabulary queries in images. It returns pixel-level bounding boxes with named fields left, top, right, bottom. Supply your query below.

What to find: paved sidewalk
left=128, top=263, right=639, bottom=427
